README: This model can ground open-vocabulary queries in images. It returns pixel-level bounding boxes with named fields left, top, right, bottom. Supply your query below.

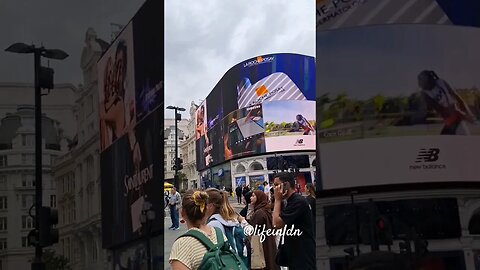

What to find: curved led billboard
left=196, top=53, right=316, bottom=171
left=316, top=24, right=480, bottom=191
left=316, top=0, right=480, bottom=32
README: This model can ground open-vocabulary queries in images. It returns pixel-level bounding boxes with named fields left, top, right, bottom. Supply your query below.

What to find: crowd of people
left=168, top=172, right=316, bottom=270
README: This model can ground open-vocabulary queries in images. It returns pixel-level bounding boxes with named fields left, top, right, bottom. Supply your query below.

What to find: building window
left=72, top=201, right=76, bottom=222
left=86, top=156, right=94, bottom=181
left=92, top=239, right=98, bottom=262
left=0, top=238, right=6, bottom=250
left=22, top=135, right=34, bottom=146
left=0, top=197, right=6, bottom=210
left=22, top=216, right=34, bottom=229
left=0, top=217, right=7, bottom=231
left=50, top=195, right=56, bottom=208
left=0, top=156, right=7, bottom=167
left=22, top=174, right=35, bottom=187
left=0, top=175, right=5, bottom=187
left=21, top=236, right=28, bottom=248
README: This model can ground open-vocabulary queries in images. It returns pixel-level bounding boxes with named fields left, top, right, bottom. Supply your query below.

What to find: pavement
left=163, top=196, right=244, bottom=269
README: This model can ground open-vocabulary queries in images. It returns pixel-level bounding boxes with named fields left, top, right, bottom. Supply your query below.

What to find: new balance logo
left=296, top=139, right=304, bottom=144
left=415, top=148, right=440, bottom=163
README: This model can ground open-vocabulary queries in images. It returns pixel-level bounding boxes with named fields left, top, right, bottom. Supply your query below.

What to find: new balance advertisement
left=263, top=100, right=316, bottom=152
left=316, top=24, right=480, bottom=190
left=195, top=53, right=315, bottom=171
left=99, top=0, right=163, bottom=248
left=316, top=0, right=480, bottom=32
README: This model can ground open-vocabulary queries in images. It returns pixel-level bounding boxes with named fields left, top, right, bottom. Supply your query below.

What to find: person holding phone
left=272, top=172, right=315, bottom=270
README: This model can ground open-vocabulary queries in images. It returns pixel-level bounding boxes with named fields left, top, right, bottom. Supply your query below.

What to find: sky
left=165, top=0, right=315, bottom=119
left=0, top=0, right=144, bottom=86
left=316, top=24, right=480, bottom=100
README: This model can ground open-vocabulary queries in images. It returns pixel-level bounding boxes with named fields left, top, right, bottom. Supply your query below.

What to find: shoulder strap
left=213, top=227, right=225, bottom=246
left=178, top=229, right=217, bottom=250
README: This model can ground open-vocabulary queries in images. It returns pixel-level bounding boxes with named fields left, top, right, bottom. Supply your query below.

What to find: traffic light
left=175, top=112, right=182, bottom=121
left=375, top=216, right=393, bottom=246
left=175, top=158, right=183, bottom=171
left=39, top=66, right=54, bottom=89
left=39, top=206, right=59, bottom=247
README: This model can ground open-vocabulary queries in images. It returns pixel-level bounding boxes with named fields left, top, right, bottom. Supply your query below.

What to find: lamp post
left=140, top=200, right=156, bottom=270
left=5, top=43, right=68, bottom=270
left=166, top=106, right=185, bottom=190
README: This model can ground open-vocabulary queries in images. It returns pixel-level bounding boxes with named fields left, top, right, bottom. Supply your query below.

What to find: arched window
left=469, top=210, right=480, bottom=235
left=236, top=164, right=246, bottom=174
left=249, top=162, right=264, bottom=171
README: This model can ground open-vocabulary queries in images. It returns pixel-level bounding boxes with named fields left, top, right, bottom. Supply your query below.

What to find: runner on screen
left=291, top=114, right=316, bottom=135
left=417, top=70, right=475, bottom=135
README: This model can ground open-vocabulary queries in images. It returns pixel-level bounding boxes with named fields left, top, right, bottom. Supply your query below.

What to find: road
left=163, top=196, right=244, bottom=269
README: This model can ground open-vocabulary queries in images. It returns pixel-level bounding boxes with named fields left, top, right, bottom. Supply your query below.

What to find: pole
left=32, top=48, right=45, bottom=270
left=174, top=108, right=179, bottom=190
left=146, top=223, right=152, bottom=270
left=350, top=192, right=360, bottom=256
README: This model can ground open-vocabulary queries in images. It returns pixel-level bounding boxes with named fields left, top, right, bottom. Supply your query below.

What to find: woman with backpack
left=169, top=190, right=228, bottom=269
left=205, top=188, right=248, bottom=267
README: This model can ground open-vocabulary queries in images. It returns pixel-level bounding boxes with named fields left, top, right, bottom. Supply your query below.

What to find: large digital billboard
left=316, top=24, right=480, bottom=191
left=316, top=0, right=480, bottom=32
left=195, top=53, right=316, bottom=171
left=99, top=0, right=163, bottom=249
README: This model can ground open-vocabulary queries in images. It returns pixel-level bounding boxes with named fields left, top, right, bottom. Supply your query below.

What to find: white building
left=164, top=118, right=188, bottom=189
left=53, top=28, right=110, bottom=270
left=179, top=102, right=199, bottom=189
left=0, top=103, right=75, bottom=269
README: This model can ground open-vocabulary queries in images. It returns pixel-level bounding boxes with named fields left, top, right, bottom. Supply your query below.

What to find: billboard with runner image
left=316, top=24, right=480, bottom=191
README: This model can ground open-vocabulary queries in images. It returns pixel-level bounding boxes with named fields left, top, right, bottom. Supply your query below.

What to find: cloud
left=165, top=0, right=314, bottom=116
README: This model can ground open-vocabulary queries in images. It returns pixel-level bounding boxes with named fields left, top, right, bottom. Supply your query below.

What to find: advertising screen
left=195, top=53, right=315, bottom=171
left=263, top=100, right=316, bottom=152
left=99, top=0, right=163, bottom=248
left=316, top=24, right=480, bottom=190
left=316, top=0, right=480, bottom=32
left=98, top=23, right=136, bottom=152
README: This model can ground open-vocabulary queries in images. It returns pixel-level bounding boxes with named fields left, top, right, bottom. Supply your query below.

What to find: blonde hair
left=206, top=188, right=237, bottom=221
left=182, top=190, right=209, bottom=226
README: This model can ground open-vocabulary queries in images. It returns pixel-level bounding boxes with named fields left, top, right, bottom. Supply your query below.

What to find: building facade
left=0, top=104, right=74, bottom=269
left=164, top=118, right=188, bottom=189
left=53, top=28, right=110, bottom=270
left=179, top=102, right=199, bottom=190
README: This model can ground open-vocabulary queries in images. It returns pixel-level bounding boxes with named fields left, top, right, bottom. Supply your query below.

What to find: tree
left=43, top=249, right=71, bottom=270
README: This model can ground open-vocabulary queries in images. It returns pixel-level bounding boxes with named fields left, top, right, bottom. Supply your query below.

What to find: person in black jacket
left=235, top=185, right=243, bottom=204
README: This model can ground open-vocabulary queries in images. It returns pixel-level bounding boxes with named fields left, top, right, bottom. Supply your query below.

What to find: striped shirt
left=169, top=227, right=228, bottom=270
left=237, top=72, right=305, bottom=109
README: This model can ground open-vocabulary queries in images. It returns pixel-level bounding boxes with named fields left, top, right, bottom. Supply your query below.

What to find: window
left=86, top=156, right=94, bottom=181
left=0, top=238, right=6, bottom=250
left=22, top=216, right=34, bottom=229
left=0, top=197, right=6, bottom=210
left=22, top=135, right=34, bottom=146
left=92, top=239, right=98, bottom=262
left=22, top=174, right=35, bottom=187
left=50, top=195, right=56, bottom=208
left=21, top=154, right=34, bottom=165
left=0, top=217, right=7, bottom=231
left=0, top=156, right=7, bottom=167
left=72, top=201, right=76, bottom=221
left=21, top=237, right=28, bottom=248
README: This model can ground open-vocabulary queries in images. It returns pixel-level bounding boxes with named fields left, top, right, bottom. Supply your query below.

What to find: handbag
left=275, top=234, right=289, bottom=267
left=250, top=235, right=266, bottom=269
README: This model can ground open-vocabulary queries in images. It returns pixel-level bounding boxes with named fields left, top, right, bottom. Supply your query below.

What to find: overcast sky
left=0, top=0, right=144, bottom=86
left=165, top=0, right=315, bottom=119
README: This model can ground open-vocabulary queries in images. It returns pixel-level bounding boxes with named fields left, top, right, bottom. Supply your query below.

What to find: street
left=163, top=196, right=244, bottom=269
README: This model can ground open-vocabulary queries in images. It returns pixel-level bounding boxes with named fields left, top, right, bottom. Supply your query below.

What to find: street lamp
left=166, top=106, right=185, bottom=190
left=140, top=200, right=156, bottom=270
left=6, top=42, right=68, bottom=270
